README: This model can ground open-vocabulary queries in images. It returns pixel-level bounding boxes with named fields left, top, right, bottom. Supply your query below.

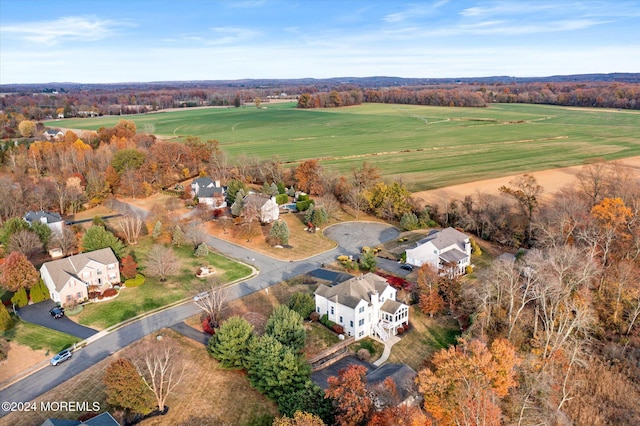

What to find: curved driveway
left=0, top=221, right=399, bottom=417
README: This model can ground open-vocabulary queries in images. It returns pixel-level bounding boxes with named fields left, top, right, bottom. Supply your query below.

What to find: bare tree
left=117, top=214, right=144, bottom=245
left=137, top=342, right=185, bottom=413
left=499, top=174, right=544, bottom=244
left=8, top=230, right=43, bottom=259
left=146, top=245, right=179, bottom=281
left=51, top=227, right=78, bottom=256
left=193, top=285, right=229, bottom=328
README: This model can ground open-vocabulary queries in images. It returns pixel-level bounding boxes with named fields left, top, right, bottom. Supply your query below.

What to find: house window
left=350, top=321, right=353, bottom=327
left=77, top=292, right=82, bottom=299
left=317, top=307, right=320, bottom=313
left=358, top=331, right=364, bottom=337
left=330, top=307, right=334, bottom=315
left=358, top=319, right=364, bottom=326
left=97, top=270, right=102, bottom=275
left=66, top=294, right=71, bottom=301
left=108, top=264, right=116, bottom=270
left=339, top=316, right=343, bottom=323
left=381, top=296, right=384, bottom=302
left=359, top=306, right=364, bottom=313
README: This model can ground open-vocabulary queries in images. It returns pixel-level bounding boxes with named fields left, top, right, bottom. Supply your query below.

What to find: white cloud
left=206, top=26, right=261, bottom=45
left=0, top=16, right=130, bottom=45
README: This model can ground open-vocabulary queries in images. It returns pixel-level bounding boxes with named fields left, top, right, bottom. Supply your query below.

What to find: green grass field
left=57, top=102, right=640, bottom=191
left=2, top=320, right=79, bottom=352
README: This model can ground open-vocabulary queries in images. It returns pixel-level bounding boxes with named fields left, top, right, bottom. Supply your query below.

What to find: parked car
left=400, top=264, right=414, bottom=271
left=49, top=306, right=65, bottom=319
left=193, top=291, right=210, bottom=302
left=50, top=349, right=72, bottom=366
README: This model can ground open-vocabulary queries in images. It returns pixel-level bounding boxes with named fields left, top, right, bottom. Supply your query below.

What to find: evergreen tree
left=305, top=206, right=328, bottom=228
left=288, top=293, right=316, bottom=320
left=208, top=316, right=254, bottom=369
left=400, top=212, right=420, bottom=231
left=225, top=180, right=246, bottom=205
left=0, top=217, right=30, bottom=245
left=247, top=334, right=311, bottom=401
left=152, top=220, right=163, bottom=239
left=0, top=305, right=13, bottom=331
left=29, top=279, right=50, bottom=304
left=11, top=287, right=28, bottom=308
left=121, top=255, right=138, bottom=280
left=265, top=305, right=306, bottom=352
left=195, top=242, right=209, bottom=257
left=277, top=382, right=334, bottom=425
left=359, top=250, right=377, bottom=272
left=171, top=225, right=186, bottom=246
left=82, top=225, right=125, bottom=259
left=269, top=220, right=290, bottom=246
left=31, top=221, right=53, bottom=249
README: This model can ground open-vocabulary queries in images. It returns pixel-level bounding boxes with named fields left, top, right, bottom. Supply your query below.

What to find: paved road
left=0, top=221, right=399, bottom=417
left=17, top=300, right=98, bottom=340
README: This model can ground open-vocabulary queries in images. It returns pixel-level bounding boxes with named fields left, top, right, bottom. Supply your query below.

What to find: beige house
left=40, top=248, right=120, bottom=307
left=242, top=194, right=279, bottom=223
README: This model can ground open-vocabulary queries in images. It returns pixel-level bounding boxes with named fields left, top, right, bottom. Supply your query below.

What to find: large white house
left=314, top=273, right=409, bottom=341
left=190, top=177, right=226, bottom=207
left=40, top=248, right=120, bottom=307
left=405, top=227, right=471, bottom=276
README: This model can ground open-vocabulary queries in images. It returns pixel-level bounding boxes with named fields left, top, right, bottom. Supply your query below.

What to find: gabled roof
left=24, top=210, right=63, bottom=224
left=44, top=129, right=63, bottom=135
left=315, top=273, right=390, bottom=309
left=41, top=248, right=118, bottom=292
left=366, top=363, right=417, bottom=402
left=41, top=412, right=120, bottom=426
left=192, top=177, right=216, bottom=187
left=380, top=298, right=403, bottom=314
left=192, top=177, right=224, bottom=198
left=417, top=227, right=468, bottom=251
left=243, top=193, right=273, bottom=209
left=440, top=249, right=468, bottom=263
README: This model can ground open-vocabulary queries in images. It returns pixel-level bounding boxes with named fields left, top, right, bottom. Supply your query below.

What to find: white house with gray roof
left=40, top=248, right=120, bottom=307
left=405, top=227, right=471, bottom=276
left=191, top=177, right=226, bottom=207
left=24, top=210, right=64, bottom=236
left=314, top=273, right=409, bottom=341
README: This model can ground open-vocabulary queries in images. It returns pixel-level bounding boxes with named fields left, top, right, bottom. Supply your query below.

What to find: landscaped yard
left=1, top=320, right=79, bottom=353
left=206, top=210, right=337, bottom=261
left=73, top=240, right=252, bottom=330
left=387, top=306, right=461, bottom=371
left=1, top=330, right=278, bottom=426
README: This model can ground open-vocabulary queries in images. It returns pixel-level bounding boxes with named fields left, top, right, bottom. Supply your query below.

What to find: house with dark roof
left=367, top=363, right=420, bottom=407
left=41, top=412, right=120, bottom=426
left=405, top=227, right=471, bottom=276
left=314, top=273, right=409, bottom=341
left=40, top=248, right=120, bottom=307
left=190, top=177, right=226, bottom=207
left=24, top=210, right=65, bottom=236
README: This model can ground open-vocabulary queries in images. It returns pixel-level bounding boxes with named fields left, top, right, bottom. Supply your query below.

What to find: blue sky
left=1, top=0, right=639, bottom=84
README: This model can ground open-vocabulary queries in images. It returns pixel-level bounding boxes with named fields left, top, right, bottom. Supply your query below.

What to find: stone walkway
left=373, top=334, right=401, bottom=366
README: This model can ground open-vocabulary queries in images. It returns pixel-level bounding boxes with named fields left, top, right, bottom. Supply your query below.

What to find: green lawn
left=74, top=241, right=252, bottom=330
left=56, top=102, right=640, bottom=191
left=387, top=307, right=461, bottom=371
left=1, top=320, right=79, bottom=353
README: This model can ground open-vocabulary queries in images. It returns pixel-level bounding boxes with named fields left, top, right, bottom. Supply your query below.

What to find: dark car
left=49, top=306, right=65, bottom=319
left=50, top=349, right=72, bottom=366
left=400, top=264, right=414, bottom=271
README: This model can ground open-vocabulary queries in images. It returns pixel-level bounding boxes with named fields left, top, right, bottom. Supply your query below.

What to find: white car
left=50, top=349, right=72, bottom=366
left=193, top=291, right=210, bottom=302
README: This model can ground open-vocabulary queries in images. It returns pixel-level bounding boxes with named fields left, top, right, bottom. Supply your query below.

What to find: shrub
left=400, top=212, right=420, bottom=231
left=397, top=326, right=405, bottom=335
left=356, top=348, right=370, bottom=361
left=275, top=193, right=288, bottom=205
left=88, top=291, right=100, bottom=299
left=309, top=311, right=320, bottom=322
left=465, top=265, right=474, bottom=275
left=356, top=339, right=376, bottom=356
left=361, top=246, right=372, bottom=254
left=195, top=243, right=209, bottom=257
left=102, top=288, right=118, bottom=297
left=297, top=193, right=309, bottom=202
left=288, top=293, right=315, bottom=320
left=470, top=238, right=482, bottom=255
left=337, top=255, right=349, bottom=262
left=124, top=274, right=145, bottom=287
left=202, top=316, right=215, bottom=335
left=332, top=324, right=344, bottom=334
left=11, top=287, right=28, bottom=308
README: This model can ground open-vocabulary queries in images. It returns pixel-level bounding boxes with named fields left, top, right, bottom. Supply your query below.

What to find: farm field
left=56, top=102, right=640, bottom=191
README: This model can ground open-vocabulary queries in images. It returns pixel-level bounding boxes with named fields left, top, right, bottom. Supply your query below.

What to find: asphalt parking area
left=17, top=300, right=98, bottom=340
left=324, top=222, right=400, bottom=254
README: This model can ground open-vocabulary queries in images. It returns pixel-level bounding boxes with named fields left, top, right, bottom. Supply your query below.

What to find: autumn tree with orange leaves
left=325, top=364, right=373, bottom=426
left=417, top=338, right=520, bottom=426
left=294, top=159, right=325, bottom=196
